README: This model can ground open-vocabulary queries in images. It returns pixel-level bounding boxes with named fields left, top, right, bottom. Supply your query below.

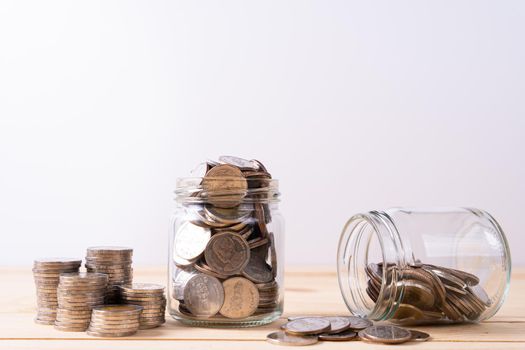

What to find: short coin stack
left=365, top=262, right=490, bottom=323
left=33, top=258, right=81, bottom=325
left=117, top=283, right=166, bottom=329
left=87, top=305, right=143, bottom=337
left=173, top=156, right=280, bottom=320
left=85, top=247, right=133, bottom=303
left=268, top=316, right=430, bottom=346
left=54, top=272, right=108, bottom=332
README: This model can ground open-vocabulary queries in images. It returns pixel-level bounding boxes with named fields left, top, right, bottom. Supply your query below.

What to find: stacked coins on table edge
left=173, top=156, right=279, bottom=320
left=33, top=258, right=81, bottom=325
left=117, top=283, right=166, bottom=329
left=87, top=304, right=143, bottom=337
left=85, top=247, right=133, bottom=303
left=54, top=272, right=108, bottom=332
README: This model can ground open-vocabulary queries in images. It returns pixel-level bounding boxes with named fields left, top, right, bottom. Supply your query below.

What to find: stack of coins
left=365, top=262, right=490, bottom=323
left=33, top=258, right=81, bottom=325
left=85, top=246, right=133, bottom=303
left=173, top=156, right=280, bottom=320
left=267, top=316, right=430, bottom=346
left=54, top=272, right=108, bottom=332
left=117, top=283, right=166, bottom=329
left=87, top=305, right=143, bottom=337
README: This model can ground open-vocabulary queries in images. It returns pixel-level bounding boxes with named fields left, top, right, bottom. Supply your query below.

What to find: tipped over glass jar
left=169, top=156, right=284, bottom=327
left=337, top=208, right=511, bottom=325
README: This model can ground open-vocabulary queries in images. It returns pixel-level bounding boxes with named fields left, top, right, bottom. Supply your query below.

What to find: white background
left=0, top=1, right=523, bottom=266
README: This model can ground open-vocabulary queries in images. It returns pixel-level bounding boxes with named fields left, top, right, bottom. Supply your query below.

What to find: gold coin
left=219, top=277, right=259, bottom=319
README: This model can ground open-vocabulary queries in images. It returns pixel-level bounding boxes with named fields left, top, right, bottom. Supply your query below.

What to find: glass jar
left=337, top=207, right=511, bottom=325
left=168, top=173, right=284, bottom=327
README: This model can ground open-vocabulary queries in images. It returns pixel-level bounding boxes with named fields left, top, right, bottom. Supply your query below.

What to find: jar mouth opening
left=174, top=177, right=280, bottom=204
left=337, top=212, right=403, bottom=321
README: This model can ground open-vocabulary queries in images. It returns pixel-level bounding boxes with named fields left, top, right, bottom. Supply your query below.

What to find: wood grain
left=0, top=266, right=523, bottom=349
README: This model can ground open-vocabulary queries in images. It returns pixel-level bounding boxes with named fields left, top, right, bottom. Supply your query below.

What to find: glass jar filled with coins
left=337, top=208, right=511, bottom=325
left=169, top=156, right=284, bottom=327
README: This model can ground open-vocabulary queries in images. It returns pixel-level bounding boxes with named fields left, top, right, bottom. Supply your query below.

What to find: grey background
left=0, top=1, right=523, bottom=266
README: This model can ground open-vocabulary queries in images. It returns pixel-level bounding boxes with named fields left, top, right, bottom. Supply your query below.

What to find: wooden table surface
left=0, top=266, right=523, bottom=350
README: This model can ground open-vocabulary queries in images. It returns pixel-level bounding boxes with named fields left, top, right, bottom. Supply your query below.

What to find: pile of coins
left=87, top=305, right=143, bottom=337
left=173, top=156, right=280, bottom=320
left=117, top=283, right=166, bottom=329
left=54, top=272, right=108, bottom=332
left=33, top=258, right=81, bottom=325
left=365, top=262, right=491, bottom=323
left=267, top=316, right=430, bottom=346
left=85, top=247, right=133, bottom=303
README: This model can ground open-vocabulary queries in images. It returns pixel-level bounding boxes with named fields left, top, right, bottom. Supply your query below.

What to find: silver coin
left=409, top=329, right=431, bottom=341
left=218, top=155, right=258, bottom=170
left=242, top=251, right=273, bottom=284
left=322, top=316, right=351, bottom=334
left=346, top=316, right=373, bottom=330
left=266, top=331, right=318, bottom=346
left=174, top=221, right=211, bottom=260
left=361, top=325, right=412, bottom=344
left=183, top=274, right=224, bottom=317
left=283, top=317, right=331, bottom=335
left=319, top=329, right=357, bottom=341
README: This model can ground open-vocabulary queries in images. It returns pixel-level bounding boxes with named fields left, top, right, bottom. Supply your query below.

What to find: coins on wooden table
left=365, top=262, right=488, bottom=323
left=87, top=304, right=142, bottom=337
left=117, top=283, right=166, bottom=329
left=172, top=157, right=281, bottom=320
left=33, top=258, right=82, bottom=325
left=360, top=325, right=412, bottom=344
left=220, top=277, right=259, bottom=319
left=85, top=246, right=133, bottom=303
left=54, top=272, right=108, bottom=332
left=266, top=331, right=318, bottom=346
left=282, top=317, right=331, bottom=335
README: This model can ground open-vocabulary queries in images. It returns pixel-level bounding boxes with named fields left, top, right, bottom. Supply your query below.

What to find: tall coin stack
left=87, top=305, right=143, bottom=337
left=54, top=272, right=108, bottom=332
left=172, top=156, right=280, bottom=320
left=33, top=258, right=81, bottom=325
left=85, top=246, right=133, bottom=303
left=117, top=284, right=166, bottom=329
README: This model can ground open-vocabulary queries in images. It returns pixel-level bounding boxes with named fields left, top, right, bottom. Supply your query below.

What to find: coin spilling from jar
left=172, top=156, right=280, bottom=319
left=267, top=316, right=430, bottom=346
left=365, top=262, right=491, bottom=323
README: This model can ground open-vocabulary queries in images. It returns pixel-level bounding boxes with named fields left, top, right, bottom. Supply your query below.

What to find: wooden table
left=0, top=266, right=523, bottom=349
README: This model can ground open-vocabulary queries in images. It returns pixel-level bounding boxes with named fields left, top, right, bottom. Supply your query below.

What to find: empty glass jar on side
left=169, top=176, right=284, bottom=327
left=337, top=208, right=511, bottom=325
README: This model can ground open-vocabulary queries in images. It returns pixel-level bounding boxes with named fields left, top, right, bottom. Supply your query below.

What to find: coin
left=175, top=221, right=211, bottom=260
left=220, top=277, right=259, bottom=319
left=283, top=317, right=331, bottom=335
left=319, top=329, right=357, bottom=341
left=322, top=316, right=351, bottom=334
left=266, top=331, right=318, bottom=346
left=242, top=251, right=273, bottom=283
left=205, top=232, right=250, bottom=276
left=219, top=156, right=258, bottom=170
left=184, top=274, right=224, bottom=317
left=362, top=325, right=412, bottom=344
left=346, top=316, right=373, bottom=330
left=202, top=164, right=248, bottom=208
left=410, top=329, right=430, bottom=341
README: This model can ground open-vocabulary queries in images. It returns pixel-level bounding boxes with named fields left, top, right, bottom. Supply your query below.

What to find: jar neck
left=337, top=211, right=407, bottom=320
left=174, top=177, right=280, bottom=205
